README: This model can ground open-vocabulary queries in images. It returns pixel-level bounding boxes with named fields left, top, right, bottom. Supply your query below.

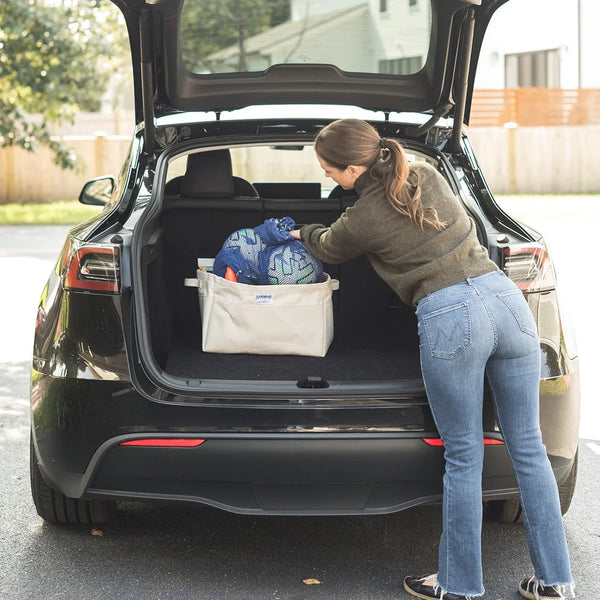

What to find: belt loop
left=466, top=277, right=473, bottom=286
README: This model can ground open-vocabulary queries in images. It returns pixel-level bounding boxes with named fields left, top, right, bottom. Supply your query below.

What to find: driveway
left=0, top=204, right=599, bottom=599
left=0, top=225, right=69, bottom=363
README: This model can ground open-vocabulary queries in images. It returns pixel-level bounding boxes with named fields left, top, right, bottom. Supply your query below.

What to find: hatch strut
left=140, top=8, right=155, bottom=154
left=450, top=6, right=477, bottom=154
left=404, top=103, right=452, bottom=137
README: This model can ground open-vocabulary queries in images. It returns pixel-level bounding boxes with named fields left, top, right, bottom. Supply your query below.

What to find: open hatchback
left=30, top=0, right=580, bottom=524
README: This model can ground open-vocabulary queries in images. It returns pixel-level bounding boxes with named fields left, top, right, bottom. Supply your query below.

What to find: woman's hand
left=290, top=229, right=302, bottom=240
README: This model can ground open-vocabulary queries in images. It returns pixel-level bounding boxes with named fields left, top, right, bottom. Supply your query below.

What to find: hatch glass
left=180, top=0, right=432, bottom=76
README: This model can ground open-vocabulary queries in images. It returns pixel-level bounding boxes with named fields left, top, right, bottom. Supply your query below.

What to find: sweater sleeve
left=299, top=209, right=369, bottom=264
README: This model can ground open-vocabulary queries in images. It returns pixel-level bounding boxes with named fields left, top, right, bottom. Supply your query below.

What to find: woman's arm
left=296, top=214, right=367, bottom=264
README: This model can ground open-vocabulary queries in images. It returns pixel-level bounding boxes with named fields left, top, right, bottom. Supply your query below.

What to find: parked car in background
left=30, top=0, right=579, bottom=525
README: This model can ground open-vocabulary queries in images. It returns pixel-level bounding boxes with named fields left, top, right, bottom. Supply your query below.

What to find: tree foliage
left=180, top=0, right=290, bottom=72
left=1, top=0, right=289, bottom=169
left=0, top=0, right=127, bottom=169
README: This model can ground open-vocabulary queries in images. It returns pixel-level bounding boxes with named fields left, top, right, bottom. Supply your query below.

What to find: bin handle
left=188, top=275, right=338, bottom=291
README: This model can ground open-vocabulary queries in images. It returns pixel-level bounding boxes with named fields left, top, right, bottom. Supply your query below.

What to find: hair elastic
left=379, top=137, right=391, bottom=161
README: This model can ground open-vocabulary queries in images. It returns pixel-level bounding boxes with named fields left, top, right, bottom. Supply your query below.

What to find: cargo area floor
left=164, top=339, right=422, bottom=381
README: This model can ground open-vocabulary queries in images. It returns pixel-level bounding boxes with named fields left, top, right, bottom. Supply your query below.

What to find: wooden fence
left=36, top=89, right=600, bottom=135
left=470, top=88, right=600, bottom=127
left=0, top=135, right=132, bottom=204
left=2, top=91, right=600, bottom=203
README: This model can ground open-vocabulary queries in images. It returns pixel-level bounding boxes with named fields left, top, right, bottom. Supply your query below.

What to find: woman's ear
left=347, top=165, right=367, bottom=179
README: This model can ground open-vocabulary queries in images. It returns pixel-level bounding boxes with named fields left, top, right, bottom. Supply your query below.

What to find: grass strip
left=0, top=201, right=101, bottom=225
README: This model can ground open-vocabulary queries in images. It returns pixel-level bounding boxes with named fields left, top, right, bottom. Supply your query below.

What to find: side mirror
left=79, top=176, right=115, bottom=206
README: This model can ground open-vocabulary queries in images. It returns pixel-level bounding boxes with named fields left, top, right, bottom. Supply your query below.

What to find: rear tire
left=484, top=448, right=578, bottom=523
left=30, top=434, right=117, bottom=524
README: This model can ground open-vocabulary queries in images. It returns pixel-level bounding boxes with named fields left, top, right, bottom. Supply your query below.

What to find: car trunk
left=140, top=189, right=422, bottom=385
left=161, top=298, right=421, bottom=383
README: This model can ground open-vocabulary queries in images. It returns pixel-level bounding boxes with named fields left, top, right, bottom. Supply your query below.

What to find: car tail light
left=501, top=243, right=555, bottom=293
left=120, top=439, right=206, bottom=447
left=423, top=438, right=504, bottom=446
left=64, top=245, right=120, bottom=293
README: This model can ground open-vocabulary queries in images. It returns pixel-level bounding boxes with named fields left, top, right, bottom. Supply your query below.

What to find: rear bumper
left=36, top=431, right=529, bottom=516
left=31, top=365, right=580, bottom=516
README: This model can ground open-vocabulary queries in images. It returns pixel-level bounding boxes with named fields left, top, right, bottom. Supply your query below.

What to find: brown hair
left=314, top=118, right=445, bottom=230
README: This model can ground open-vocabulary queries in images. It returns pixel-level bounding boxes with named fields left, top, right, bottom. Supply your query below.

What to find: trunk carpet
left=164, top=337, right=421, bottom=381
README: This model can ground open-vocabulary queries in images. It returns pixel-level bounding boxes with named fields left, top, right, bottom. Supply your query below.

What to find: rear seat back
left=264, top=198, right=341, bottom=227
left=254, top=182, right=321, bottom=199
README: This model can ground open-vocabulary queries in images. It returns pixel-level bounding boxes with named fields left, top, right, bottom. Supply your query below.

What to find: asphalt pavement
left=1, top=205, right=599, bottom=599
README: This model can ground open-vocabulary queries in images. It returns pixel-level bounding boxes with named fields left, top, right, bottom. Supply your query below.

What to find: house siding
left=267, top=7, right=372, bottom=72
left=475, top=0, right=600, bottom=89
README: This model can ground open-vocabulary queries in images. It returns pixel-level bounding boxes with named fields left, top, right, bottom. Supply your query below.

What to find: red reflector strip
left=423, top=438, right=444, bottom=446
left=423, top=438, right=504, bottom=446
left=120, top=439, right=206, bottom=447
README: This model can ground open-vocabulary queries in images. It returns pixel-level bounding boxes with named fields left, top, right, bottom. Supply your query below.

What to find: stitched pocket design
left=421, top=302, right=472, bottom=360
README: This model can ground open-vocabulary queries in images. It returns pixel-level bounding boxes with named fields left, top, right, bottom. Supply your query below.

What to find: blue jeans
left=415, top=270, right=573, bottom=597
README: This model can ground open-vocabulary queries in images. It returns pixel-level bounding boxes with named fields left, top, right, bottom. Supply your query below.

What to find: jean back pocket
left=420, top=301, right=472, bottom=360
left=496, top=290, right=538, bottom=338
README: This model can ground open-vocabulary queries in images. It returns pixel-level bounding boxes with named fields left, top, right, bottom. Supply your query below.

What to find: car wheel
left=484, top=448, right=578, bottom=523
left=30, top=434, right=117, bottom=524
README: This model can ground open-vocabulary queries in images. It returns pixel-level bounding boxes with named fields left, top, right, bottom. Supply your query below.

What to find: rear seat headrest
left=181, top=150, right=235, bottom=198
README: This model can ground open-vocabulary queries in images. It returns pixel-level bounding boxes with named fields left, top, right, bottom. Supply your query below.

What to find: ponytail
left=315, top=119, right=446, bottom=230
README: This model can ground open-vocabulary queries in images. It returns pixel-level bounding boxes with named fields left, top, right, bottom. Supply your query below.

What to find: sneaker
left=403, top=574, right=476, bottom=600
left=518, top=576, right=575, bottom=599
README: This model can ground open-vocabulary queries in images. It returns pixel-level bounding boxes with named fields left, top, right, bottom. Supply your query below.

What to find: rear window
left=166, top=144, right=430, bottom=198
left=180, top=0, right=432, bottom=76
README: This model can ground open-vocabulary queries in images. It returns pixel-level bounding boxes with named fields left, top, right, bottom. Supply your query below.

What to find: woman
left=290, top=119, right=574, bottom=600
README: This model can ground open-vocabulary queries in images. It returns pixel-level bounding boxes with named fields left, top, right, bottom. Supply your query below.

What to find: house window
left=379, top=56, right=423, bottom=75
left=505, top=49, right=560, bottom=87
left=380, top=0, right=388, bottom=12
left=409, top=0, right=418, bottom=6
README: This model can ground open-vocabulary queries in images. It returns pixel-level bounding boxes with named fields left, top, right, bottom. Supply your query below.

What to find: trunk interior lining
left=145, top=189, right=422, bottom=381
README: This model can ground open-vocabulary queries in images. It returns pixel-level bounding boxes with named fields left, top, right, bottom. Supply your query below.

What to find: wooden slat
left=469, top=89, right=600, bottom=127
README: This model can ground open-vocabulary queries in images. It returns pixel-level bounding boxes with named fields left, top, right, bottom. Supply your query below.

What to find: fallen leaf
left=302, top=578, right=321, bottom=585
left=91, top=529, right=103, bottom=537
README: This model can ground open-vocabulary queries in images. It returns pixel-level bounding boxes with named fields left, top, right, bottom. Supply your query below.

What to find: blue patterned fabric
left=213, top=218, right=324, bottom=285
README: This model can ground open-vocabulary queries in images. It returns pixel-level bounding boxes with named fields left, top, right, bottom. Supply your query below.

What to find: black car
left=30, top=0, right=579, bottom=525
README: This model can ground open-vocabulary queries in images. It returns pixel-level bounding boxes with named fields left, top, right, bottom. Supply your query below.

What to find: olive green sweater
left=300, top=161, right=497, bottom=306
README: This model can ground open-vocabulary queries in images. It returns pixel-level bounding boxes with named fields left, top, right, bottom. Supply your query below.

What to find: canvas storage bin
left=188, top=270, right=339, bottom=356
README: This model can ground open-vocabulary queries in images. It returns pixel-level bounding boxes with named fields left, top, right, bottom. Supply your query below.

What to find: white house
left=204, top=0, right=431, bottom=76
left=475, top=0, right=600, bottom=89
left=203, top=0, right=599, bottom=90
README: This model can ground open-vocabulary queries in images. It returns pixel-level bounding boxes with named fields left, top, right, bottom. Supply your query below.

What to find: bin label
left=254, top=293, right=273, bottom=305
